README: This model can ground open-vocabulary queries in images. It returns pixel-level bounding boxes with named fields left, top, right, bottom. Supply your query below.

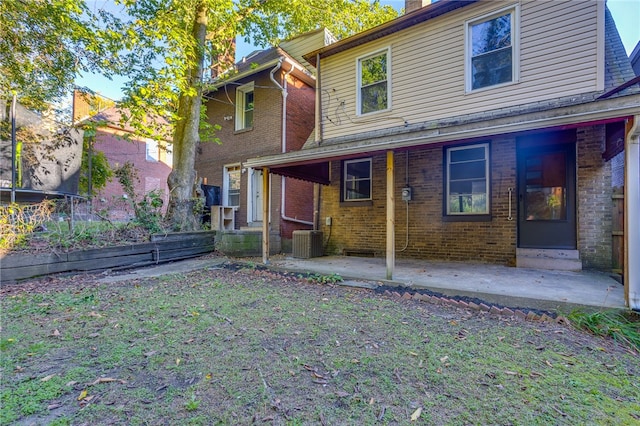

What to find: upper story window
left=343, top=158, right=372, bottom=201
left=445, top=143, right=490, bottom=215
left=235, top=82, right=254, bottom=131
left=357, top=48, right=390, bottom=115
left=224, top=164, right=241, bottom=206
left=146, top=140, right=159, bottom=162
left=466, top=6, right=518, bottom=91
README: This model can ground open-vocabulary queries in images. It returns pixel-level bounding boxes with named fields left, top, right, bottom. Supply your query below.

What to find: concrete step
left=516, top=248, right=582, bottom=271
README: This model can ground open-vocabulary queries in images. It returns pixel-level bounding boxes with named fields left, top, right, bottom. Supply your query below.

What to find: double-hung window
left=235, top=82, right=254, bottom=131
left=224, top=165, right=241, bottom=207
left=146, top=140, right=159, bottom=162
left=357, top=49, right=390, bottom=115
left=343, top=158, right=372, bottom=201
left=446, top=143, right=489, bottom=215
left=466, top=6, right=518, bottom=91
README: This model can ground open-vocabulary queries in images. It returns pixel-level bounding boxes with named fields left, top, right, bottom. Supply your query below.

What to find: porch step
left=240, top=222, right=263, bottom=232
left=239, top=227, right=262, bottom=232
left=516, top=248, right=582, bottom=271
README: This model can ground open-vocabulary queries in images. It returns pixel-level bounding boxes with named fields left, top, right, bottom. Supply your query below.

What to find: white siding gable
left=319, top=0, right=602, bottom=141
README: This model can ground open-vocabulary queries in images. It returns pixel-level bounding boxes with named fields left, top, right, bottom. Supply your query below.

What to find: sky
left=77, top=0, right=640, bottom=101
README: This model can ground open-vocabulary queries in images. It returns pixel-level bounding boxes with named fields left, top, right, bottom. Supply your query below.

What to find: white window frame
left=446, top=143, right=490, bottom=215
left=356, top=47, right=391, bottom=116
left=235, top=82, right=254, bottom=131
left=343, top=158, right=373, bottom=201
left=223, top=164, right=241, bottom=207
left=465, top=4, right=519, bottom=93
left=146, top=140, right=159, bottom=162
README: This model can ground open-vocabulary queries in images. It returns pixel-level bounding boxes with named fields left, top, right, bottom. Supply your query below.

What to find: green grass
left=568, top=309, right=640, bottom=351
left=1, top=267, right=639, bottom=425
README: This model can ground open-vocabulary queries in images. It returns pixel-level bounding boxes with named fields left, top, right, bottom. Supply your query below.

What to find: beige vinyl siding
left=320, top=0, right=601, bottom=141
left=281, top=29, right=334, bottom=72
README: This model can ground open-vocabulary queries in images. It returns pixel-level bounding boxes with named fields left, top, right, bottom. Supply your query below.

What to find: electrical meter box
left=401, top=186, right=412, bottom=201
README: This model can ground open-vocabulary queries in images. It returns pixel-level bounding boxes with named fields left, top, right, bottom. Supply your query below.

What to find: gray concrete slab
left=96, top=254, right=626, bottom=313
left=269, top=256, right=626, bottom=313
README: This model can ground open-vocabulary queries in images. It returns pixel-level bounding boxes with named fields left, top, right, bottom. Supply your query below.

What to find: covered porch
left=245, top=97, right=640, bottom=310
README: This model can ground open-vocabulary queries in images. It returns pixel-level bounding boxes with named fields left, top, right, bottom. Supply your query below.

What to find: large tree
left=2, top=0, right=398, bottom=229
left=113, top=0, right=398, bottom=230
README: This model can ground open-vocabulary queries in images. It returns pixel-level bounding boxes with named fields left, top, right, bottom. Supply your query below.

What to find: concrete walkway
left=98, top=255, right=626, bottom=313
left=268, top=256, right=626, bottom=313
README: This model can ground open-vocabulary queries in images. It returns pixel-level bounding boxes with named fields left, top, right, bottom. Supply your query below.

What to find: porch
left=269, top=255, right=625, bottom=312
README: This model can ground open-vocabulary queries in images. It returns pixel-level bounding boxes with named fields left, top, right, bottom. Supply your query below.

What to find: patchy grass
left=568, top=309, right=640, bottom=352
left=1, top=265, right=639, bottom=425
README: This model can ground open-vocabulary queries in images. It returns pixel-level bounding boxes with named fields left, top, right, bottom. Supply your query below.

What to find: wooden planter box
left=1, top=231, right=216, bottom=282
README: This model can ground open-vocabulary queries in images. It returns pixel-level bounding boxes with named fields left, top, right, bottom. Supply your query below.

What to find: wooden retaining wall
left=0, top=231, right=216, bottom=282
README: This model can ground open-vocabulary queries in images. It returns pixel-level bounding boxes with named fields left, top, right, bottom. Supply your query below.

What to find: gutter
left=244, top=94, right=640, bottom=169
left=269, top=58, right=314, bottom=227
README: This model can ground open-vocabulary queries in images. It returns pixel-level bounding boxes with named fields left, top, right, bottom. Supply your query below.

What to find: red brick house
left=195, top=29, right=335, bottom=250
left=244, top=1, right=640, bottom=309
left=73, top=91, right=172, bottom=220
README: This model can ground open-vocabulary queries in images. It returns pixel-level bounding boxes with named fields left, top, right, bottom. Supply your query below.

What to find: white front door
left=250, top=168, right=263, bottom=223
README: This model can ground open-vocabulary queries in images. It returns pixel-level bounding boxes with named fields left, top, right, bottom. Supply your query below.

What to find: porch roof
left=244, top=92, right=640, bottom=182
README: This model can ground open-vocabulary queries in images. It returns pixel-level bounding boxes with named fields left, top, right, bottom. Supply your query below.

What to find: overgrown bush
left=114, top=161, right=166, bottom=233
left=0, top=202, right=53, bottom=250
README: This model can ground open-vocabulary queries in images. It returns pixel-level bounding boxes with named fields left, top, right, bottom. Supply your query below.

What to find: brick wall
left=318, top=127, right=613, bottom=270
left=319, top=137, right=517, bottom=264
left=577, top=125, right=612, bottom=269
left=94, top=131, right=172, bottom=221
left=195, top=67, right=315, bottom=239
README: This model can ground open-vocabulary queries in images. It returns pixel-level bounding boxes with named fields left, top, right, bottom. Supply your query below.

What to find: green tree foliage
left=2, top=0, right=398, bottom=230
left=109, top=0, right=398, bottom=230
left=78, top=122, right=113, bottom=197
left=0, top=0, right=117, bottom=111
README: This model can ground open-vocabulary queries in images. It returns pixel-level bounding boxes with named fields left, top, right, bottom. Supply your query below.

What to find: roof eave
left=303, top=0, right=480, bottom=66
left=244, top=94, right=640, bottom=169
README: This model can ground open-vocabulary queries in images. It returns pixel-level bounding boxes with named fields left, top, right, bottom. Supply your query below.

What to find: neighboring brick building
left=195, top=29, right=334, bottom=249
left=73, top=91, right=172, bottom=220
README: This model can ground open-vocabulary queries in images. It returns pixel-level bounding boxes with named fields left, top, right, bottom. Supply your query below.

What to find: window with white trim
left=235, top=82, right=254, bottom=131
left=466, top=6, right=518, bottom=91
left=343, top=158, right=372, bottom=201
left=224, top=165, right=241, bottom=206
left=357, top=49, right=390, bottom=115
left=446, top=143, right=489, bottom=215
left=146, top=140, right=159, bottom=162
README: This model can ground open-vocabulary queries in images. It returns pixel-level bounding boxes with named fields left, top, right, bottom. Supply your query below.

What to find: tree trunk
left=166, top=1, right=208, bottom=231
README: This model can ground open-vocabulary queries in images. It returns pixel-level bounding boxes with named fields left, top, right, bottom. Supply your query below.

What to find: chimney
left=210, top=38, right=236, bottom=79
left=405, top=0, right=433, bottom=14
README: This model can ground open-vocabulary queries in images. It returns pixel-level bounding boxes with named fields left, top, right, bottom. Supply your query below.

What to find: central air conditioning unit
left=292, top=230, right=324, bottom=258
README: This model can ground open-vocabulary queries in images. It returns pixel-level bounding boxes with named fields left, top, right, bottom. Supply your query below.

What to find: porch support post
left=386, top=150, right=395, bottom=280
left=262, top=167, right=270, bottom=265
left=625, top=116, right=640, bottom=310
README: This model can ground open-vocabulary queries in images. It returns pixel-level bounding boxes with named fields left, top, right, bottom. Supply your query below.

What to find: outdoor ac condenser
left=292, top=230, right=324, bottom=258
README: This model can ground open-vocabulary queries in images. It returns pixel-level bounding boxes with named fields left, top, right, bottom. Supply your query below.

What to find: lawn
left=1, top=261, right=638, bottom=425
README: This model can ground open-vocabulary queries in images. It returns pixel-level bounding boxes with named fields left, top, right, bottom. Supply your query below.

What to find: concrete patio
left=268, top=255, right=626, bottom=313
left=98, top=254, right=627, bottom=313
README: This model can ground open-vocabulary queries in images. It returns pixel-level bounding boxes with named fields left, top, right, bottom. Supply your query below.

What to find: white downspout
left=625, top=115, right=640, bottom=310
left=270, top=58, right=314, bottom=226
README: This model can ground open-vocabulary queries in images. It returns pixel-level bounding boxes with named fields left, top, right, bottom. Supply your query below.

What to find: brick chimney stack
left=210, top=38, right=236, bottom=79
left=405, top=0, right=433, bottom=14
